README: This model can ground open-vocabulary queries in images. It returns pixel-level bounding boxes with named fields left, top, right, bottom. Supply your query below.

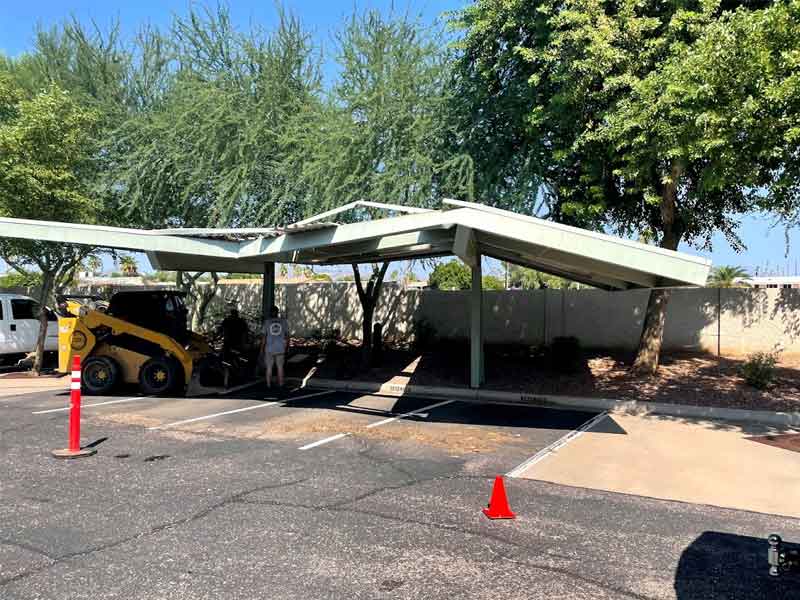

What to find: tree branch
left=352, top=263, right=367, bottom=303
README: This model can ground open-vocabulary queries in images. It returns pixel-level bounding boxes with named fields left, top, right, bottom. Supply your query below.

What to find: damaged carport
left=0, top=199, right=711, bottom=388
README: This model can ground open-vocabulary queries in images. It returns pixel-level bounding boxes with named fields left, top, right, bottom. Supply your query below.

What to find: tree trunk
left=631, top=288, right=671, bottom=375
left=192, top=272, right=219, bottom=332
left=632, top=161, right=683, bottom=375
left=353, top=262, right=390, bottom=369
left=361, top=304, right=374, bottom=363
left=177, top=271, right=219, bottom=333
left=33, top=271, right=55, bottom=375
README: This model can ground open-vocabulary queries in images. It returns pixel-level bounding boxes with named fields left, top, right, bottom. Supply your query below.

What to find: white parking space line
left=149, top=400, right=281, bottom=430
left=32, top=396, right=148, bottom=414
left=364, top=399, right=454, bottom=429
left=298, top=432, right=349, bottom=451
left=505, top=411, right=609, bottom=478
left=299, top=398, right=456, bottom=450
left=149, top=390, right=334, bottom=431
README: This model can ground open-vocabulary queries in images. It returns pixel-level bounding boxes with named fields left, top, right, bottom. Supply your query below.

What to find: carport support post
left=262, top=262, right=275, bottom=321
left=470, top=255, right=484, bottom=388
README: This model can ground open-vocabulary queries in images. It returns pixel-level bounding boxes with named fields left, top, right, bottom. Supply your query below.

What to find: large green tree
left=110, top=6, right=321, bottom=328
left=0, top=76, right=103, bottom=372
left=453, top=0, right=800, bottom=373
left=286, top=10, right=473, bottom=364
left=0, top=20, right=133, bottom=373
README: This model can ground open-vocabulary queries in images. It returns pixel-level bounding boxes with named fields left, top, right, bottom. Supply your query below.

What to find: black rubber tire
left=138, top=356, right=180, bottom=395
left=81, top=356, right=119, bottom=395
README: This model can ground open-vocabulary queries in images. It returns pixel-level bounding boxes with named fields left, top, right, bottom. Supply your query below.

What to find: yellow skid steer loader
left=57, top=291, right=214, bottom=395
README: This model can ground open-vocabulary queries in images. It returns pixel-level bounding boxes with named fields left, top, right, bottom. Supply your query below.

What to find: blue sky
left=2, top=0, right=798, bottom=276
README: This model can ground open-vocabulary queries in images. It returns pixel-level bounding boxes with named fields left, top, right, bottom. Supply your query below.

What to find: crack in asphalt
left=0, top=476, right=310, bottom=588
left=352, top=437, right=421, bottom=482
left=2, top=467, right=650, bottom=600
left=237, top=484, right=650, bottom=600
left=1, top=403, right=654, bottom=598
left=0, top=538, right=57, bottom=562
left=484, top=546, right=657, bottom=600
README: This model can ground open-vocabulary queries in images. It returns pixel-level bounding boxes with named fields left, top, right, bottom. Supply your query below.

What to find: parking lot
left=2, top=384, right=800, bottom=599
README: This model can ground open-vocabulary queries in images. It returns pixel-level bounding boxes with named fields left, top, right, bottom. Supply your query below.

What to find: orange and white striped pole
left=52, top=355, right=96, bottom=459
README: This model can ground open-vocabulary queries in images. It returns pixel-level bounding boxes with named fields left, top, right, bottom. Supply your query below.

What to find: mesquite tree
left=453, top=0, right=800, bottom=373
left=110, top=6, right=321, bottom=323
left=284, top=10, right=473, bottom=365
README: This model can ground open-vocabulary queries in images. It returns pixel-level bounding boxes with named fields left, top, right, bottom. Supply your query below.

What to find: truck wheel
left=139, top=357, right=178, bottom=395
left=82, top=356, right=119, bottom=395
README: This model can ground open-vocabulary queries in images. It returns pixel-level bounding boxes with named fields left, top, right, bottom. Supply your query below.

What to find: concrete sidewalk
left=0, top=373, right=67, bottom=397
left=516, top=412, right=800, bottom=519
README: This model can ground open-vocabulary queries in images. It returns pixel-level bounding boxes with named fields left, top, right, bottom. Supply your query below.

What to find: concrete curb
left=286, top=376, right=800, bottom=429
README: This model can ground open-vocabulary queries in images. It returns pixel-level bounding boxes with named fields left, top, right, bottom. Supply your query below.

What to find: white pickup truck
left=0, top=293, right=58, bottom=364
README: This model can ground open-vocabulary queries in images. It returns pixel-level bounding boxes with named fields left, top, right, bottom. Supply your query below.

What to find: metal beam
left=239, top=211, right=463, bottom=259
left=292, top=200, right=431, bottom=227
left=0, top=217, right=240, bottom=257
left=300, top=229, right=453, bottom=260
left=453, top=225, right=478, bottom=268
left=146, top=252, right=266, bottom=273
left=303, top=245, right=452, bottom=265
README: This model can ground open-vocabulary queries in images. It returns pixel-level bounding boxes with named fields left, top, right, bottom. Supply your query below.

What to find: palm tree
left=119, top=255, right=138, bottom=276
left=706, top=265, right=751, bottom=288
left=85, top=255, right=102, bottom=275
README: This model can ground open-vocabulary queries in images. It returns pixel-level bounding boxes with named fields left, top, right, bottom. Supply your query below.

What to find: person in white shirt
left=260, top=305, right=289, bottom=388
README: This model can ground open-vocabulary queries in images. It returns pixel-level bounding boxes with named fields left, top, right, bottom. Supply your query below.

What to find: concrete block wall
left=6, top=281, right=799, bottom=355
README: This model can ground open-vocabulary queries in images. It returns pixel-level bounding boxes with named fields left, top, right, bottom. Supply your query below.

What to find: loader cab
left=107, top=291, right=189, bottom=342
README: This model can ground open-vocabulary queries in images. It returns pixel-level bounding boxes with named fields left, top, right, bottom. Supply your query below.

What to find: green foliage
left=508, top=265, right=580, bottom=290
left=429, top=260, right=472, bottom=290
left=118, top=255, right=138, bottom=275
left=111, top=6, right=322, bottom=228
left=285, top=10, right=473, bottom=219
left=84, top=255, right=103, bottom=273
left=452, top=0, right=800, bottom=249
left=428, top=262, right=511, bottom=290
left=0, top=80, right=100, bottom=222
left=0, top=270, right=43, bottom=288
left=740, top=351, right=779, bottom=390
left=707, top=266, right=751, bottom=288
left=482, top=274, right=504, bottom=290
left=0, top=74, right=102, bottom=312
left=143, top=270, right=177, bottom=283
left=222, top=273, right=261, bottom=280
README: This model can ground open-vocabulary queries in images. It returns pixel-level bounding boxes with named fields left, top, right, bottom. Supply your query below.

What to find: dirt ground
left=288, top=339, right=800, bottom=414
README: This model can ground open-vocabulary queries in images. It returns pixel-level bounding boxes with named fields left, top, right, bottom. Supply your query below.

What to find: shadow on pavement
left=218, top=384, right=628, bottom=435
left=675, top=531, right=800, bottom=599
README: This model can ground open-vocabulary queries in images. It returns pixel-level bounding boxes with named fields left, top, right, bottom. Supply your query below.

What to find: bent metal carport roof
left=0, top=198, right=710, bottom=290
left=0, top=198, right=711, bottom=388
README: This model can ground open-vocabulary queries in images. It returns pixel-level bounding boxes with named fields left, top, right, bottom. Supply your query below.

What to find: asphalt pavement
left=1, top=385, right=799, bottom=599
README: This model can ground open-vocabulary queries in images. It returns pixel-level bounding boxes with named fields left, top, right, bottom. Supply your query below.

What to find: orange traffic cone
left=483, top=476, right=516, bottom=519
